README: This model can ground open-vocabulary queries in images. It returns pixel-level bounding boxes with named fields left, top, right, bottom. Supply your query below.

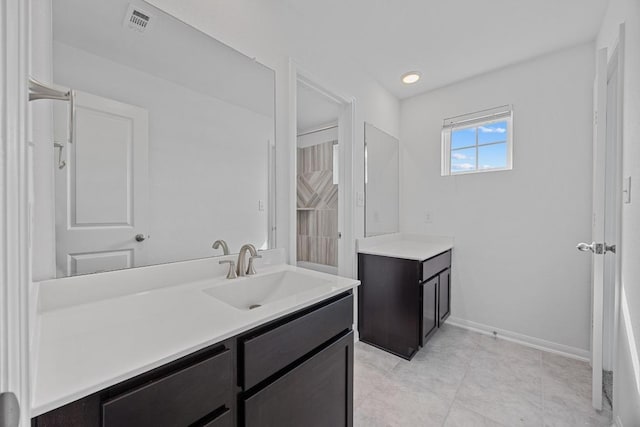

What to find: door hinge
left=0, top=392, right=20, bottom=427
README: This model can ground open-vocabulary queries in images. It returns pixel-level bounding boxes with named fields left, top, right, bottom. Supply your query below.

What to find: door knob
left=576, top=242, right=613, bottom=255
left=576, top=242, right=595, bottom=252
left=135, top=234, right=146, bottom=242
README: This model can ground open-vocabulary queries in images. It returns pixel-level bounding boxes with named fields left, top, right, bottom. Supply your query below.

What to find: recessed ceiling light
left=401, top=71, right=421, bottom=85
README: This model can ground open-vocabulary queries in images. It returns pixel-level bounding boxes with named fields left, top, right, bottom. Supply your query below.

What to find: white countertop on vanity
left=31, top=249, right=359, bottom=417
left=357, top=233, right=454, bottom=261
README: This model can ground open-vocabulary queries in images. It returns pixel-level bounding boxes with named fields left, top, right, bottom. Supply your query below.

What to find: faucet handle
left=219, top=260, right=237, bottom=279
left=246, top=254, right=262, bottom=275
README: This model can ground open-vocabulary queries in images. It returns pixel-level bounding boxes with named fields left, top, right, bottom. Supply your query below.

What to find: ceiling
left=53, top=0, right=275, bottom=117
left=280, top=0, right=609, bottom=98
left=296, top=81, right=341, bottom=133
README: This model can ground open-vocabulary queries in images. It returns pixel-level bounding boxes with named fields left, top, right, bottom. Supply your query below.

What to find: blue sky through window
left=450, top=120, right=508, bottom=173
left=451, top=127, right=475, bottom=149
left=478, top=121, right=507, bottom=144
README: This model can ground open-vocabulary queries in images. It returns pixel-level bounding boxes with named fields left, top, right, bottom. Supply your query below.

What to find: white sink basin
left=203, top=270, right=333, bottom=310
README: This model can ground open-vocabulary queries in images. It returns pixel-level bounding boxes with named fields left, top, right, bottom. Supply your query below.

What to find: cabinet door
left=243, top=332, right=353, bottom=427
left=438, top=268, right=451, bottom=325
left=421, top=276, right=438, bottom=346
left=358, top=254, right=420, bottom=359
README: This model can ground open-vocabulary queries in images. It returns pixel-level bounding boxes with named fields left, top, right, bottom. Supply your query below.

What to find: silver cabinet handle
left=0, top=392, right=20, bottom=427
left=135, top=234, right=146, bottom=242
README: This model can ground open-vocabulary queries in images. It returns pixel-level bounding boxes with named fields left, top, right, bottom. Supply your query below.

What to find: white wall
left=400, top=43, right=595, bottom=356
left=54, top=42, right=271, bottom=267
left=597, top=0, right=640, bottom=424
left=144, top=0, right=401, bottom=277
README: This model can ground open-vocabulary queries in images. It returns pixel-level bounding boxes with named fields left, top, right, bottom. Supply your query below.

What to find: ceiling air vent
left=123, top=4, right=152, bottom=32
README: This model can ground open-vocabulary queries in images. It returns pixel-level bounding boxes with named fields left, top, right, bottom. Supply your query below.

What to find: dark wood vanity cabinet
left=32, top=340, right=236, bottom=427
left=243, top=332, right=353, bottom=427
left=358, top=250, right=452, bottom=359
left=32, top=292, right=354, bottom=427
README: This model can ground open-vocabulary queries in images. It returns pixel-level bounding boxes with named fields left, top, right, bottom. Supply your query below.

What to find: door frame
left=288, top=59, right=357, bottom=279
left=1, top=0, right=32, bottom=425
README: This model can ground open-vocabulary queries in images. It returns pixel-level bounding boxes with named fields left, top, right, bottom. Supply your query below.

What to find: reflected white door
left=54, top=91, right=149, bottom=276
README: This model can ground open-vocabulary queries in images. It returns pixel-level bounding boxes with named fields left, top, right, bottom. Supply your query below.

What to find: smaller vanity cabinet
left=358, top=250, right=452, bottom=359
left=32, top=291, right=354, bottom=427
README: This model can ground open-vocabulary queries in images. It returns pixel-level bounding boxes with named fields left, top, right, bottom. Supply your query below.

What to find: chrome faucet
left=212, top=239, right=230, bottom=255
left=236, top=244, right=262, bottom=277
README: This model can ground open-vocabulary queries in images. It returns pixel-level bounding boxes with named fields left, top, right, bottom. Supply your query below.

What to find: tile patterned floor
left=354, top=324, right=613, bottom=427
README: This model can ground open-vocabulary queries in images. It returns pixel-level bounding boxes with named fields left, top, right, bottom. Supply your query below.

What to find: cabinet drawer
left=244, top=331, right=353, bottom=427
left=422, top=250, right=451, bottom=282
left=241, top=293, right=353, bottom=390
left=102, top=347, right=232, bottom=427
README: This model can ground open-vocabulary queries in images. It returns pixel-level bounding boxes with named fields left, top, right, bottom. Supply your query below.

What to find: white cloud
left=479, top=126, right=506, bottom=134
left=453, top=163, right=475, bottom=171
left=451, top=152, right=468, bottom=160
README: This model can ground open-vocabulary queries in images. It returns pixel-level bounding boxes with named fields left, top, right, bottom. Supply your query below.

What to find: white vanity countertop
left=357, top=233, right=454, bottom=261
left=31, top=256, right=359, bottom=417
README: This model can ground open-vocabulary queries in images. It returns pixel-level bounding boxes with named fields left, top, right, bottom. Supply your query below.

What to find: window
left=441, top=105, right=513, bottom=175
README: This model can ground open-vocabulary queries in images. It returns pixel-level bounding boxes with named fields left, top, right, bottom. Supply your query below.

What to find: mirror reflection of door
left=296, top=80, right=342, bottom=275
left=54, top=91, right=149, bottom=277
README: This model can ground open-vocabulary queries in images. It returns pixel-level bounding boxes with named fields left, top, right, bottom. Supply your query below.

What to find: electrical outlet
left=258, top=200, right=265, bottom=211
left=424, top=211, right=433, bottom=224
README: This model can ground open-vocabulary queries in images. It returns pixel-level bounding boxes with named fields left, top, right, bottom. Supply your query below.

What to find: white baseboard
left=447, top=316, right=590, bottom=362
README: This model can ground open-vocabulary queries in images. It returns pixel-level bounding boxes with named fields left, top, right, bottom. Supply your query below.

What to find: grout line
left=440, top=337, right=481, bottom=426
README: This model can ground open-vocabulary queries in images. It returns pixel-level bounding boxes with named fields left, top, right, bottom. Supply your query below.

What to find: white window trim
left=441, top=105, right=514, bottom=176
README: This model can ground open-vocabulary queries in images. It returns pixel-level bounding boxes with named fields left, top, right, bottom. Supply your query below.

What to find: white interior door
left=581, top=48, right=608, bottom=411
left=602, top=47, right=621, bottom=372
left=54, top=91, right=149, bottom=277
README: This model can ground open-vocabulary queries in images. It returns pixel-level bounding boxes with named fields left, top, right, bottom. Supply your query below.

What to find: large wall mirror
left=48, top=0, right=275, bottom=277
left=364, top=123, right=399, bottom=237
